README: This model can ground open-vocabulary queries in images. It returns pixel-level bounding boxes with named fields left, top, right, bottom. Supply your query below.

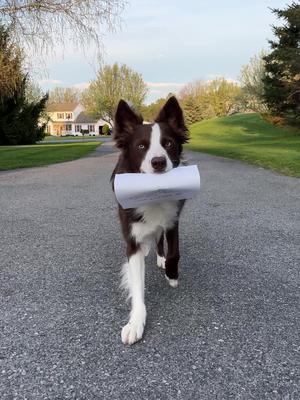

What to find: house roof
left=46, top=102, right=80, bottom=112
left=74, top=112, right=100, bottom=124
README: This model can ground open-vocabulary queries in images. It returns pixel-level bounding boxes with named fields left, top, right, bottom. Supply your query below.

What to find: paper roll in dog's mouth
left=114, top=165, right=201, bottom=209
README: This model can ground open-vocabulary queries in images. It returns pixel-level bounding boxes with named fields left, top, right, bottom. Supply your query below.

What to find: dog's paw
left=121, top=321, right=145, bottom=345
left=157, top=255, right=166, bottom=269
left=121, top=307, right=146, bottom=345
left=165, top=275, right=178, bottom=288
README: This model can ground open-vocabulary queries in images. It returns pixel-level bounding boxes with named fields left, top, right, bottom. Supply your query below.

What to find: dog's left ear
left=155, top=96, right=189, bottom=143
left=114, top=100, right=143, bottom=149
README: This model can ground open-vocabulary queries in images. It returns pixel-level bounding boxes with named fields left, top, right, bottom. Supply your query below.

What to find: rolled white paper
left=114, top=165, right=201, bottom=209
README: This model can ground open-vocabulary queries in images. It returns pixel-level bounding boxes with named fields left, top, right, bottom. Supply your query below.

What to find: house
left=45, top=102, right=110, bottom=136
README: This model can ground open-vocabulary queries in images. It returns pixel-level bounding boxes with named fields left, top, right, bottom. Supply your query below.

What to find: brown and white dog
left=111, top=96, right=189, bottom=345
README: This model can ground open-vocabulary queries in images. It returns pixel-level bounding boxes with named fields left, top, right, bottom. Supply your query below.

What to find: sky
left=38, top=0, right=289, bottom=103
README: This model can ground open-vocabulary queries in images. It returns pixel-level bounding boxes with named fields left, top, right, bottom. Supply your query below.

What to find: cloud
left=72, top=82, right=90, bottom=90
left=148, top=89, right=165, bottom=94
left=146, top=82, right=186, bottom=89
left=145, top=82, right=186, bottom=103
left=204, top=75, right=239, bottom=84
left=38, top=79, right=63, bottom=85
left=38, top=79, right=90, bottom=91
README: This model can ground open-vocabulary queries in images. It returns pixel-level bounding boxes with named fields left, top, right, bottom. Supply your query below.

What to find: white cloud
left=148, top=89, right=165, bottom=94
left=145, top=82, right=186, bottom=103
left=204, top=75, right=239, bottom=84
left=146, top=82, right=185, bottom=89
left=72, top=82, right=90, bottom=90
left=38, top=79, right=63, bottom=85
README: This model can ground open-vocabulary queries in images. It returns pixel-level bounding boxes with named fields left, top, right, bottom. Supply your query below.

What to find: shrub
left=102, top=124, right=110, bottom=135
left=261, top=113, right=285, bottom=126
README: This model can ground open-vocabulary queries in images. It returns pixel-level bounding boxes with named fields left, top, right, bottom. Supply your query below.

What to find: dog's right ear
left=114, top=100, right=143, bottom=149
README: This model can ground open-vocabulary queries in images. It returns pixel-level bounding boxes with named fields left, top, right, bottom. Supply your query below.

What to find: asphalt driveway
left=0, top=143, right=299, bottom=399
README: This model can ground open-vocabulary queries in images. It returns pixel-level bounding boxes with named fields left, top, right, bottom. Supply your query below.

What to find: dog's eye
left=138, top=144, right=145, bottom=150
left=165, top=140, right=172, bottom=148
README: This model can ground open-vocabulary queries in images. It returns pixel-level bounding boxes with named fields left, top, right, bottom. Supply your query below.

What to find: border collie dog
left=112, top=96, right=189, bottom=345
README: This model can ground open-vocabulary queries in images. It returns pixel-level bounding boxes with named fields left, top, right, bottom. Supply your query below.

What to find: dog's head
left=114, top=96, right=189, bottom=173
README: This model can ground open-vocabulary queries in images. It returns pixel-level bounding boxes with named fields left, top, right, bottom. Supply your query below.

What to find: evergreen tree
left=182, top=96, right=203, bottom=126
left=0, top=77, right=48, bottom=145
left=0, top=25, right=48, bottom=145
left=263, top=2, right=300, bottom=126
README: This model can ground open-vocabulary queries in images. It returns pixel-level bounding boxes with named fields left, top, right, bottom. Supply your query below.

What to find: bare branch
left=0, top=0, right=126, bottom=57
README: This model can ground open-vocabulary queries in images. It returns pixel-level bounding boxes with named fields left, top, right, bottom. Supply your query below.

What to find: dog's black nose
left=151, top=156, right=167, bottom=171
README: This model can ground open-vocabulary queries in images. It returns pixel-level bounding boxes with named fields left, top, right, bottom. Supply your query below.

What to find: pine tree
left=263, top=2, right=300, bottom=126
left=0, top=25, right=48, bottom=145
left=0, top=77, right=48, bottom=145
left=183, top=96, right=202, bottom=126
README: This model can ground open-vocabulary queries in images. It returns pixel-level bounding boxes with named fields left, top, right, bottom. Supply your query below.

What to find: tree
left=25, top=79, right=45, bottom=103
left=82, top=63, right=148, bottom=123
left=0, top=25, right=48, bottom=145
left=263, top=2, right=300, bottom=126
left=179, top=80, right=206, bottom=100
left=182, top=96, right=203, bottom=126
left=0, top=0, right=125, bottom=56
left=102, top=124, right=110, bottom=135
left=48, top=87, right=82, bottom=104
left=141, top=93, right=181, bottom=122
left=0, top=77, right=48, bottom=145
left=179, top=78, right=242, bottom=124
left=141, top=98, right=166, bottom=122
left=0, top=25, right=23, bottom=96
left=205, top=78, right=242, bottom=116
left=239, top=51, right=269, bottom=112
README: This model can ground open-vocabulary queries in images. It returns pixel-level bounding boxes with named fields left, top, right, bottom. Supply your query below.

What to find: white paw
left=121, top=320, right=145, bottom=345
left=121, top=307, right=146, bottom=345
left=157, top=255, right=166, bottom=269
left=165, top=275, right=178, bottom=288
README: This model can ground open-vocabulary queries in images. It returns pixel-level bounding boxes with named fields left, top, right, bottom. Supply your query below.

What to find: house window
left=57, top=113, right=64, bottom=119
left=66, top=113, right=72, bottom=120
left=66, top=124, right=72, bottom=131
left=75, top=125, right=82, bottom=132
left=88, top=125, right=95, bottom=132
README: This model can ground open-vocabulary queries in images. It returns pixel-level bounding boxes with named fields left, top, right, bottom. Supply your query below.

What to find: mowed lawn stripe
left=186, top=113, right=300, bottom=177
left=0, top=142, right=101, bottom=170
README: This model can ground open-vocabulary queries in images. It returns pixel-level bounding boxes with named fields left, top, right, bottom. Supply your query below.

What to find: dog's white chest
left=131, top=202, right=179, bottom=243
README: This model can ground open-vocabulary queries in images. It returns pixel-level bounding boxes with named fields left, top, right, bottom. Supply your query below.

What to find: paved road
left=0, top=144, right=299, bottom=399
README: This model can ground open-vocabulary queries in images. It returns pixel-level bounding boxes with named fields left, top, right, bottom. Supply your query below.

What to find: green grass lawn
left=186, top=113, right=300, bottom=177
left=0, top=142, right=101, bottom=170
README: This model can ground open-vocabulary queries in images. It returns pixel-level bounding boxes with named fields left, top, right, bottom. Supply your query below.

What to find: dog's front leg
left=156, top=231, right=166, bottom=269
left=121, top=244, right=146, bottom=345
left=165, top=222, right=180, bottom=288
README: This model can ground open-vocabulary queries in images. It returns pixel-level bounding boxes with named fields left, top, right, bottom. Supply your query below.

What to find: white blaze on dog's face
left=140, top=123, right=173, bottom=173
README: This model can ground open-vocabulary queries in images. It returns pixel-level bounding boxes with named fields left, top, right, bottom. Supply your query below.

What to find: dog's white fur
left=140, top=123, right=173, bottom=174
left=156, top=254, right=166, bottom=269
left=121, top=252, right=146, bottom=345
left=121, top=124, right=179, bottom=345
